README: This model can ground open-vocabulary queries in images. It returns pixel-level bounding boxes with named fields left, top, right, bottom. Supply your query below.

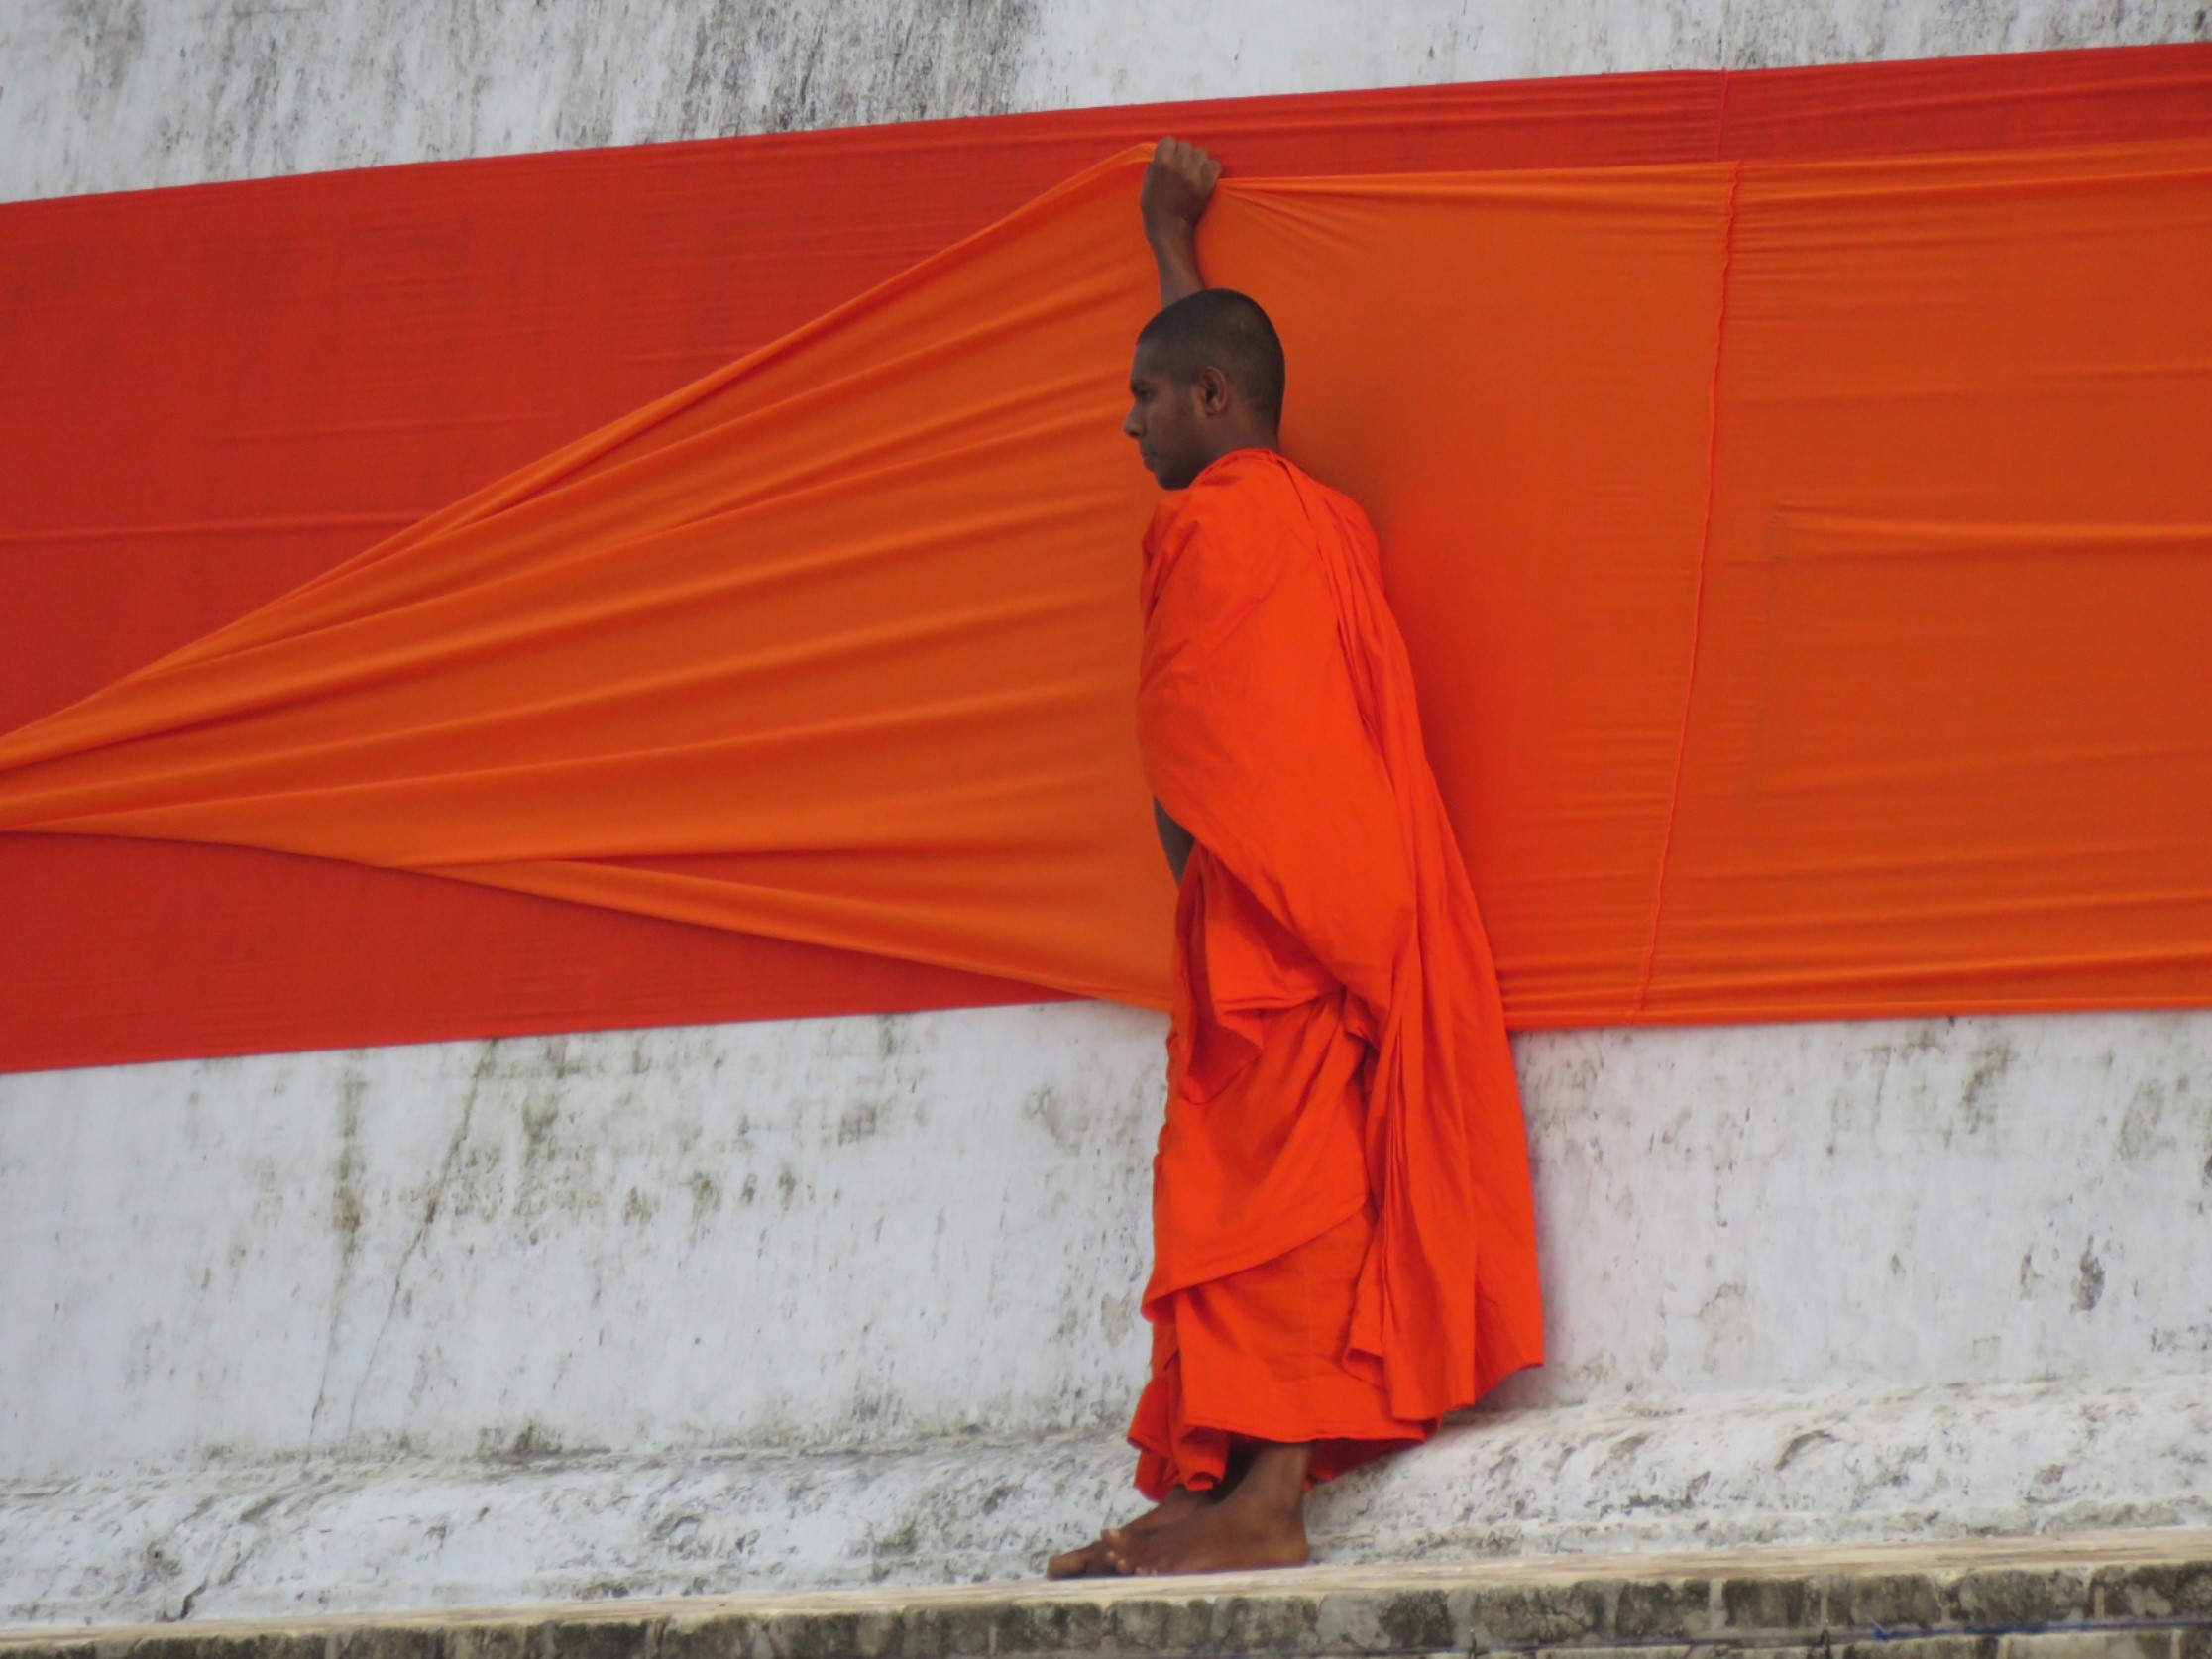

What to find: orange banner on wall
left=5, top=136, right=2209, bottom=1025
left=5, top=46, right=2210, bottom=1072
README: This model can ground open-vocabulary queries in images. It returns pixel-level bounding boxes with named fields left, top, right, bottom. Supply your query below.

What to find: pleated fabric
left=1136, top=450, right=1543, bottom=1456
left=5, top=46, right=2211, bottom=1073
left=4, top=134, right=2212, bottom=1032
left=1133, top=1209, right=1429, bottom=1499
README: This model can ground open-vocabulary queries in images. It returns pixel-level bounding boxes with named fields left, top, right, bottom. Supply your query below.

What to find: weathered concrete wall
left=6, top=1009, right=2210, bottom=1481
left=4, top=0, right=2209, bottom=201
left=6, top=1005, right=2209, bottom=1620
left=3, top=0, right=2210, bottom=1629
left=0, top=1006, right=1162, bottom=1479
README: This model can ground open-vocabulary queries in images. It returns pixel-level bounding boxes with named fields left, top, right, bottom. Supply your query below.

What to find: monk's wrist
left=1144, top=216, right=1199, bottom=252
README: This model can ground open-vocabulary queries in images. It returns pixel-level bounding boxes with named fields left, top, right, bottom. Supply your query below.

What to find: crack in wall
left=326, top=1044, right=498, bottom=1445
left=304, top=1063, right=370, bottom=1442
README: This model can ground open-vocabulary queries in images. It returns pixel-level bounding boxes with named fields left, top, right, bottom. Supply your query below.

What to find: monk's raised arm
left=1141, top=137, right=1220, bottom=306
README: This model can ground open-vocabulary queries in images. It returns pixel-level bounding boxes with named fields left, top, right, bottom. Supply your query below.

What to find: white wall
left=0, top=1008, right=1164, bottom=1478
left=4, top=0, right=2207, bottom=201
left=6, top=1009, right=2209, bottom=1481
left=2, top=0, right=2209, bottom=1627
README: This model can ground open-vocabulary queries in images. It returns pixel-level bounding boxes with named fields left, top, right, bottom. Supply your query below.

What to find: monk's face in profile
left=1124, top=341, right=1235, bottom=491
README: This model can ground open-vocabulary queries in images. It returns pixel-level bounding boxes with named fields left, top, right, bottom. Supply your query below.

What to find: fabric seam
left=1633, top=162, right=1742, bottom=1018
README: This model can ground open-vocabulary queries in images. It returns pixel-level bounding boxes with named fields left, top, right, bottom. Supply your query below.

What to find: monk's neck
left=1195, top=434, right=1280, bottom=474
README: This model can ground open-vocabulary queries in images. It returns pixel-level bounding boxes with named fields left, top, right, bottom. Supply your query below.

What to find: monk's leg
left=1046, top=1484, right=1220, bottom=1578
left=1101, top=1440, right=1311, bottom=1575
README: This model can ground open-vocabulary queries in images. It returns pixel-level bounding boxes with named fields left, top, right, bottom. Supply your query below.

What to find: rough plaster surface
left=0, top=1005, right=1163, bottom=1479
left=4, top=1373, right=2207, bottom=1624
left=1496, top=1015, right=2212, bottom=1410
left=4, top=1008, right=2210, bottom=1621
left=10, top=1530, right=2212, bottom=1659
left=6, top=1009, right=2211, bottom=1482
left=3, top=0, right=2210, bottom=202
left=5, top=0, right=2212, bottom=1628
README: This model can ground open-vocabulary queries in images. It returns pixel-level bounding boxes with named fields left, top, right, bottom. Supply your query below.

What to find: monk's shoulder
left=1272, top=457, right=1382, bottom=556
left=1208, top=452, right=1379, bottom=551
left=1165, top=454, right=1320, bottom=575
left=1188, top=448, right=1303, bottom=514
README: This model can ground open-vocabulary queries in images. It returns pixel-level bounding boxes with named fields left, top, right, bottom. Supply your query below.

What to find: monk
left=1047, top=139, right=1546, bottom=1579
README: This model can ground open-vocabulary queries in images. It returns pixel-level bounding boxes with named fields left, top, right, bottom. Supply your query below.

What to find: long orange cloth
left=5, top=48, right=2211, bottom=1075
left=1130, top=451, right=1541, bottom=1486
left=2, top=139, right=2211, bottom=1024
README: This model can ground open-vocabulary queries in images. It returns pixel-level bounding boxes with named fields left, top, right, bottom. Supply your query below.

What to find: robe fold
left=1129, top=447, right=1543, bottom=1494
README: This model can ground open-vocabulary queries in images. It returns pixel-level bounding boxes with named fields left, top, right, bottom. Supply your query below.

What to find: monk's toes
left=1048, top=1538, right=1113, bottom=1578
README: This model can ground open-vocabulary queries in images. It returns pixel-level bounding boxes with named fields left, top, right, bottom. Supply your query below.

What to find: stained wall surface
left=7, top=0, right=2211, bottom=201
left=6, top=1006, right=2210, bottom=1476
left=2, top=0, right=2210, bottom=1628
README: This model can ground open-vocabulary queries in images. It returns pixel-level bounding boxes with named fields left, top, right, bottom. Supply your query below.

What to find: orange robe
left=1129, top=448, right=1544, bottom=1498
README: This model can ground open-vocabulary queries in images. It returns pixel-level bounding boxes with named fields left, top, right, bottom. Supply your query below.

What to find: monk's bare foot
left=1102, top=1443, right=1311, bottom=1575
left=1046, top=1485, right=1215, bottom=1578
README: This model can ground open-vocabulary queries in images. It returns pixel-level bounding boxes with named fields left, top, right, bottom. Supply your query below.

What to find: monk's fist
left=1142, top=137, right=1221, bottom=242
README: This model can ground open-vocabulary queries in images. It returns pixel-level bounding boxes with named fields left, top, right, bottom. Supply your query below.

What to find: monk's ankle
left=1211, top=1442, right=1311, bottom=1549
left=1234, top=1441, right=1313, bottom=1506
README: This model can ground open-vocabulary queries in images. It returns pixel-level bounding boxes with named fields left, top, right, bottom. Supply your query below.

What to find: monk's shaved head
left=1135, top=289, right=1285, bottom=429
left=1124, top=288, right=1288, bottom=490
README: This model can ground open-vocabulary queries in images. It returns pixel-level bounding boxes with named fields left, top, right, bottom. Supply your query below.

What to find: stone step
left=5, top=1530, right=2208, bottom=1659
left=13, top=1376, right=2210, bottom=1629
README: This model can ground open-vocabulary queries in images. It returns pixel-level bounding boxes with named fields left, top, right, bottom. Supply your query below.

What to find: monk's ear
left=1193, top=365, right=1235, bottom=417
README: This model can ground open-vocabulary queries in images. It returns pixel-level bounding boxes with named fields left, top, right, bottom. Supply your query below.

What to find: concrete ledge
left=4, top=1531, right=2210, bottom=1659
left=6, top=1374, right=2209, bottom=1629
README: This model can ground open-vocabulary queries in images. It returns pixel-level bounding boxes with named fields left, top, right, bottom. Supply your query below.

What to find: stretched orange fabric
left=0, top=159, right=1174, bottom=1002
left=2, top=140, right=2209, bottom=1020
left=5, top=47, right=2210, bottom=1075
left=1132, top=451, right=1541, bottom=1480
